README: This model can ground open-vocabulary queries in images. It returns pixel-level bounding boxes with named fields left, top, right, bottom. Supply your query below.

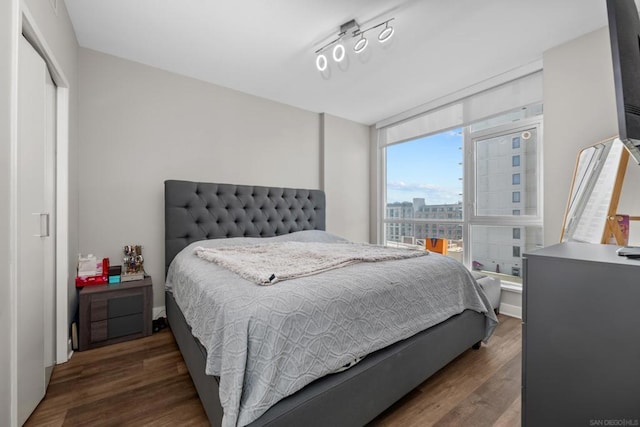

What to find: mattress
left=166, top=230, right=498, bottom=427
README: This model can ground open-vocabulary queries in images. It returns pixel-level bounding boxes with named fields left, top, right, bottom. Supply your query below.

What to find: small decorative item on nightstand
left=122, top=244, right=145, bottom=282
left=108, top=265, right=122, bottom=284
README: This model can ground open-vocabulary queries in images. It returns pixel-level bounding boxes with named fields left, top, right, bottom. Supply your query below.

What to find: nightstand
left=78, top=276, right=153, bottom=351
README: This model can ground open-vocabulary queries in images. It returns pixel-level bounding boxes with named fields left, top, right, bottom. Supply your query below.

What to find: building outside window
left=469, top=116, right=542, bottom=280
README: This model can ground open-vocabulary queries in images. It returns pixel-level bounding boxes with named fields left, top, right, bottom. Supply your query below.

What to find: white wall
left=0, top=2, right=17, bottom=424
left=321, top=113, right=370, bottom=242
left=79, top=48, right=369, bottom=310
left=543, top=27, right=640, bottom=246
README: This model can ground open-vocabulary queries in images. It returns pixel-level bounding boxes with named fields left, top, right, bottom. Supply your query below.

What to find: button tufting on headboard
left=164, top=180, right=326, bottom=275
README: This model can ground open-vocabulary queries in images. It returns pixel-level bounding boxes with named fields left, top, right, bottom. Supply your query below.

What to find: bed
left=164, top=180, right=497, bottom=427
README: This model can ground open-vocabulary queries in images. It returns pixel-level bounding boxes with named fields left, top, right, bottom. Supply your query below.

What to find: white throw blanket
left=194, top=241, right=427, bottom=285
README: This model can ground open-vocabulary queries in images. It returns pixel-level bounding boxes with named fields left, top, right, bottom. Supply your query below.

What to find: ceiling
left=64, top=0, right=609, bottom=125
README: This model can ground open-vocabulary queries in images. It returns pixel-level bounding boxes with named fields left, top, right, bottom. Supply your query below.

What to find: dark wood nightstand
left=78, top=276, right=153, bottom=351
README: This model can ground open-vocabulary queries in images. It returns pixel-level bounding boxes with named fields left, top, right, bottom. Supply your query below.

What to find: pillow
left=471, top=271, right=487, bottom=281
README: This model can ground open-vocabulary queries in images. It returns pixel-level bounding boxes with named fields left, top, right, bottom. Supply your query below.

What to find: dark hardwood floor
left=26, top=314, right=521, bottom=427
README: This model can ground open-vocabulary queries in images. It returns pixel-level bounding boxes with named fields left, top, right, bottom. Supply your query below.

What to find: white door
left=17, top=35, right=56, bottom=425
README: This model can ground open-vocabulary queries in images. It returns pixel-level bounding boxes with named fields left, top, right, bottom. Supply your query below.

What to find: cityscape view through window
left=385, top=130, right=464, bottom=258
left=384, top=111, right=543, bottom=283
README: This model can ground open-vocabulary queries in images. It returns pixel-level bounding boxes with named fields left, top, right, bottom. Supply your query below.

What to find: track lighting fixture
left=314, top=18, right=395, bottom=72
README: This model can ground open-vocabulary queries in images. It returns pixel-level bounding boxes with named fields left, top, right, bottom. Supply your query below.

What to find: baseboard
left=499, top=302, right=522, bottom=319
left=153, top=306, right=166, bottom=320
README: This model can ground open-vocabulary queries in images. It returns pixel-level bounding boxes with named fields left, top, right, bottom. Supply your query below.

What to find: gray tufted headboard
left=164, top=180, right=326, bottom=274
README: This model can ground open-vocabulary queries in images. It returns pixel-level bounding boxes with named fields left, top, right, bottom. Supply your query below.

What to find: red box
left=76, top=258, right=110, bottom=287
left=75, top=274, right=108, bottom=287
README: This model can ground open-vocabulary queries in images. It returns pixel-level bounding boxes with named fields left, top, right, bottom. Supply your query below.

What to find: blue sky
left=386, top=128, right=463, bottom=205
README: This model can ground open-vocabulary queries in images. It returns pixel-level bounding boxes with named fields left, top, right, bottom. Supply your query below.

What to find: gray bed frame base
left=164, top=180, right=486, bottom=426
left=167, top=290, right=484, bottom=426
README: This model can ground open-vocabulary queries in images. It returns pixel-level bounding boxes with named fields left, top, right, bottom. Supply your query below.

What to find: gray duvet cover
left=165, top=230, right=497, bottom=427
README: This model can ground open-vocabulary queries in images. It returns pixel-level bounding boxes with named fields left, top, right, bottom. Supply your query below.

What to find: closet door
left=17, top=35, right=55, bottom=425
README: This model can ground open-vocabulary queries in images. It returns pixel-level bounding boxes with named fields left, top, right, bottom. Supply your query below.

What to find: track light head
left=332, top=43, right=346, bottom=62
left=378, top=22, right=394, bottom=43
left=354, top=35, right=368, bottom=53
left=316, top=54, right=328, bottom=71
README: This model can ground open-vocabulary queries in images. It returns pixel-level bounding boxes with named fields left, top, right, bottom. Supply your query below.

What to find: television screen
left=607, top=0, right=640, bottom=163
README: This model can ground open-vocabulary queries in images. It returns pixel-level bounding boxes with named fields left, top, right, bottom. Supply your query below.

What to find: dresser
left=78, top=276, right=153, bottom=351
left=522, top=242, right=640, bottom=426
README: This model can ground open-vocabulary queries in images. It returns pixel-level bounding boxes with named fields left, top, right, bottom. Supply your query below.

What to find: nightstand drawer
left=90, top=313, right=144, bottom=343
left=90, top=320, right=107, bottom=342
left=90, top=294, right=143, bottom=321
left=107, top=313, right=144, bottom=339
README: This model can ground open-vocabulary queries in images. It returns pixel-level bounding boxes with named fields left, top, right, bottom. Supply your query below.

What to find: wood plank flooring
left=26, top=314, right=521, bottom=427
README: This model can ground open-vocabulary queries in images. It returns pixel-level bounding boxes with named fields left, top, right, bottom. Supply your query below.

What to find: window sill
left=501, top=281, right=522, bottom=294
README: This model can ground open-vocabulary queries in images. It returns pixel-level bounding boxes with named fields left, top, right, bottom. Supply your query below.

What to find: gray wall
left=78, top=48, right=371, bottom=310
left=321, top=113, right=370, bottom=242
left=543, top=27, right=640, bottom=246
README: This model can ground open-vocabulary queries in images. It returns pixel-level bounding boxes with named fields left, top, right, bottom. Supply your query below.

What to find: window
left=467, top=120, right=541, bottom=284
left=385, top=131, right=463, bottom=250
left=512, top=191, right=521, bottom=203
left=384, top=115, right=542, bottom=282
left=380, top=74, right=543, bottom=284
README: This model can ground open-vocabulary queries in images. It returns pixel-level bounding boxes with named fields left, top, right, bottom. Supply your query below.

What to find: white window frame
left=379, top=116, right=544, bottom=271
left=462, top=116, right=544, bottom=272
left=374, top=64, right=543, bottom=252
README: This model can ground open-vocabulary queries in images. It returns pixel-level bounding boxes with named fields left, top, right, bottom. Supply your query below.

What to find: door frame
left=10, top=5, right=70, bottom=423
